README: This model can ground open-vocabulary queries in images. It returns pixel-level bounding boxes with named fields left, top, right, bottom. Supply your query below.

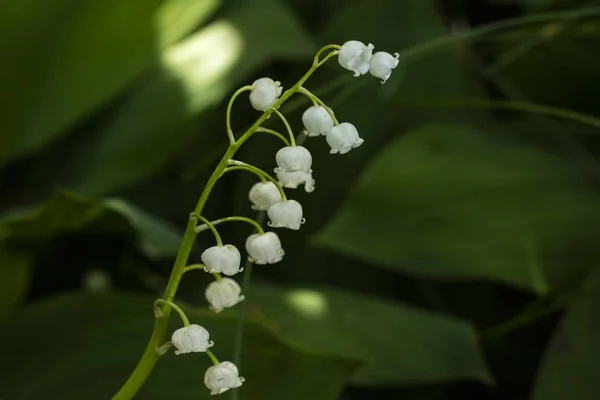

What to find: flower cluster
left=155, top=40, right=396, bottom=397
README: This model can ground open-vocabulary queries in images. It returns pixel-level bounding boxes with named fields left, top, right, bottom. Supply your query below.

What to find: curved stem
left=228, top=160, right=286, bottom=200
left=313, top=44, right=341, bottom=65
left=182, top=264, right=206, bottom=274
left=196, top=216, right=265, bottom=235
left=397, top=7, right=600, bottom=62
left=297, top=86, right=339, bottom=124
left=212, top=272, right=223, bottom=281
left=226, top=86, right=254, bottom=144
left=254, top=127, right=291, bottom=146
left=206, top=349, right=220, bottom=366
left=395, top=98, right=600, bottom=132
left=271, top=108, right=296, bottom=146
left=222, top=165, right=266, bottom=182
left=155, top=300, right=190, bottom=327
left=195, top=214, right=223, bottom=246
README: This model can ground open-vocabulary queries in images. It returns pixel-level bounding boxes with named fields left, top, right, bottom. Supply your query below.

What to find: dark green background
left=1, top=0, right=600, bottom=399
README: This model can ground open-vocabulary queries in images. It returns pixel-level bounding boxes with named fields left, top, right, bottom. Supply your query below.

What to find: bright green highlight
left=221, top=165, right=267, bottom=182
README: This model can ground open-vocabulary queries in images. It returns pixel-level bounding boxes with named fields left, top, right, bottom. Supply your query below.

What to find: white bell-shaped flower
left=338, top=40, right=374, bottom=77
left=249, top=77, right=282, bottom=111
left=201, top=245, right=242, bottom=276
left=326, top=122, right=364, bottom=154
left=205, top=278, right=245, bottom=313
left=267, top=200, right=305, bottom=230
left=249, top=181, right=282, bottom=210
left=204, top=361, right=245, bottom=395
left=172, top=324, right=213, bottom=355
left=302, top=106, right=334, bottom=137
left=274, top=146, right=312, bottom=173
left=245, top=232, right=284, bottom=264
left=277, top=171, right=315, bottom=193
left=369, top=51, right=400, bottom=84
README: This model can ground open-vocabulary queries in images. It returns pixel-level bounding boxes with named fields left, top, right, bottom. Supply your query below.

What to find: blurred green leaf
left=531, top=266, right=600, bottom=400
left=0, top=292, right=360, bottom=400
left=496, top=15, right=600, bottom=116
left=0, top=248, right=31, bottom=322
left=318, top=0, right=481, bottom=100
left=72, top=0, right=315, bottom=195
left=0, top=0, right=221, bottom=165
left=0, top=189, right=181, bottom=258
left=250, top=283, right=493, bottom=386
left=316, top=124, right=600, bottom=293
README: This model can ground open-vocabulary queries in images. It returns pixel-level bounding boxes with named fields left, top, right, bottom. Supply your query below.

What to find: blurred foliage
left=2, top=0, right=600, bottom=399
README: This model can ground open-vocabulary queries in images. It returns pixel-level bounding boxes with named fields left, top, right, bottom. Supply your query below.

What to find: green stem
left=206, top=349, right=220, bottom=366
left=297, top=86, right=339, bottom=124
left=196, top=216, right=265, bottom=235
left=112, top=46, right=340, bottom=400
left=195, top=214, right=223, bottom=246
left=212, top=272, right=223, bottom=281
left=222, top=166, right=267, bottom=182
left=182, top=264, right=206, bottom=274
left=313, top=44, right=340, bottom=65
left=228, top=160, right=286, bottom=201
left=254, top=127, right=291, bottom=146
left=271, top=109, right=296, bottom=146
left=154, top=300, right=190, bottom=327
left=226, top=86, right=254, bottom=144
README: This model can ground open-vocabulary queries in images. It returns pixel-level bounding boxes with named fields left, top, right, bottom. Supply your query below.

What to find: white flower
left=245, top=232, right=284, bottom=264
left=204, top=361, right=245, bottom=395
left=302, top=106, right=334, bottom=137
left=205, top=278, right=245, bottom=313
left=338, top=40, right=374, bottom=77
left=249, top=181, right=282, bottom=210
left=249, top=77, right=282, bottom=111
left=274, top=146, right=312, bottom=173
left=172, top=324, right=213, bottom=355
left=369, top=51, right=400, bottom=83
left=326, top=122, right=364, bottom=154
left=267, top=200, right=305, bottom=230
left=201, top=245, right=242, bottom=276
left=277, top=170, right=315, bottom=193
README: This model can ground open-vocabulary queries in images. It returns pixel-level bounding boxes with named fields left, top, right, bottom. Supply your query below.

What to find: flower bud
left=204, top=361, right=245, bottom=395
left=369, top=51, right=400, bottom=84
left=249, top=181, right=282, bottom=210
left=338, top=40, right=374, bottom=77
left=249, top=77, right=282, bottom=111
left=274, top=146, right=312, bottom=173
left=326, top=122, right=364, bottom=154
left=267, top=200, right=305, bottom=230
left=172, top=324, right=213, bottom=355
left=201, top=245, right=242, bottom=276
left=302, top=106, right=334, bottom=137
left=205, top=278, right=245, bottom=313
left=277, top=171, right=315, bottom=193
left=245, top=232, right=284, bottom=264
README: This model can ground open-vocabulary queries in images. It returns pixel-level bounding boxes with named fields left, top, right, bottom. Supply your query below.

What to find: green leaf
left=0, top=292, right=360, bottom=400
left=72, top=0, right=315, bottom=195
left=0, top=0, right=221, bottom=164
left=250, top=283, right=493, bottom=386
left=316, top=124, right=600, bottom=293
left=318, top=0, right=481, bottom=99
left=0, top=189, right=181, bottom=258
left=531, top=267, right=600, bottom=400
left=0, top=248, right=31, bottom=322
left=496, top=14, right=600, bottom=116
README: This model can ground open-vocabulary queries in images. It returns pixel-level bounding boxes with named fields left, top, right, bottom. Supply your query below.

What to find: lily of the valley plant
left=112, top=40, right=398, bottom=398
